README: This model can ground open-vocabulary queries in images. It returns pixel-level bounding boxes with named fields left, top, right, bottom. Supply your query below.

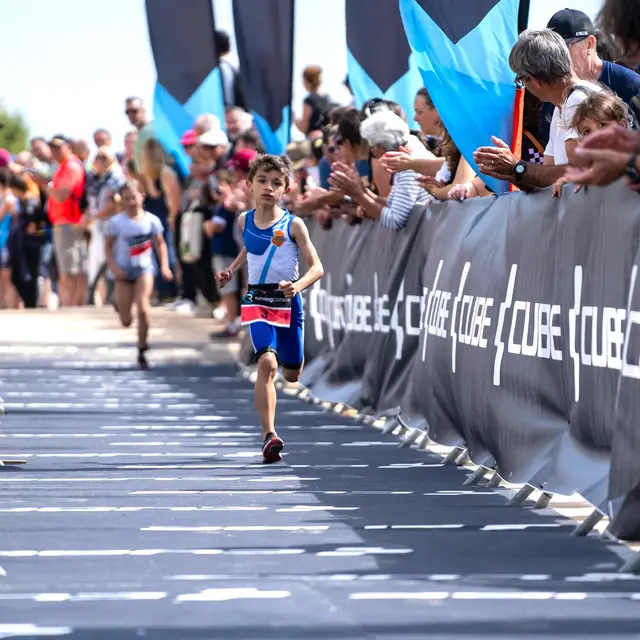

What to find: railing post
left=506, top=484, right=535, bottom=506
left=463, top=466, right=490, bottom=486
left=570, top=509, right=604, bottom=537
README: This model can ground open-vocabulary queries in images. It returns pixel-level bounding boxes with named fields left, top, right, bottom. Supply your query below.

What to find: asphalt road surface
left=0, top=309, right=639, bottom=639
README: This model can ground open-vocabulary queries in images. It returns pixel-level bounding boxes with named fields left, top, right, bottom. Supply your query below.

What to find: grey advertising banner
left=298, top=183, right=640, bottom=540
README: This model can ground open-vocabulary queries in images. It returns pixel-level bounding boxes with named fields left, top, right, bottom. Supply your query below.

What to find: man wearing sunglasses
left=124, top=97, right=155, bottom=174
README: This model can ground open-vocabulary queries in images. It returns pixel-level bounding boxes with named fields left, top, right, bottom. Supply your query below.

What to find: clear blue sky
left=0, top=0, right=603, bottom=154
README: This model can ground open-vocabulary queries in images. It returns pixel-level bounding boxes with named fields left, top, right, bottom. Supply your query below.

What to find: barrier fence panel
left=270, top=182, right=640, bottom=541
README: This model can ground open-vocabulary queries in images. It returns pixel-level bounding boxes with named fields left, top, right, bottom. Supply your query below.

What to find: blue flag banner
left=346, top=0, right=424, bottom=121
left=145, top=0, right=225, bottom=175
left=232, top=0, right=294, bottom=155
left=399, top=0, right=523, bottom=194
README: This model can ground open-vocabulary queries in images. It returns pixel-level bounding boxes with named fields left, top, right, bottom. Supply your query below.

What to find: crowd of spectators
left=0, top=5, right=638, bottom=342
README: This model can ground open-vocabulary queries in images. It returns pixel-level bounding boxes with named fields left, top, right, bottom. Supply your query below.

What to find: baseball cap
left=198, top=127, right=229, bottom=147
left=180, top=129, right=198, bottom=147
left=0, top=149, right=11, bottom=168
left=226, top=148, right=257, bottom=173
left=547, top=9, right=595, bottom=45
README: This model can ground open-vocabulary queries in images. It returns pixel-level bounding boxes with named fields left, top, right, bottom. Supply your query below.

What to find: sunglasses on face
left=515, top=75, right=531, bottom=86
left=326, top=145, right=338, bottom=154
left=125, top=108, right=140, bottom=116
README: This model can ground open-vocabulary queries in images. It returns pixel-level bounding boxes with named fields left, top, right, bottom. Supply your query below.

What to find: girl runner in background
left=216, top=154, right=324, bottom=463
left=105, top=180, right=172, bottom=369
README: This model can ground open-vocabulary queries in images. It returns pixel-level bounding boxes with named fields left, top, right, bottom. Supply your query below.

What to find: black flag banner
left=145, top=0, right=225, bottom=174
left=232, top=0, right=294, bottom=154
left=290, top=182, right=640, bottom=541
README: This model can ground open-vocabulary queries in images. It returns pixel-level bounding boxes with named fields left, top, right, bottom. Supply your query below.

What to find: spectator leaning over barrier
left=289, top=109, right=363, bottom=221
left=46, top=135, right=87, bottom=307
left=474, top=29, right=602, bottom=191
left=548, top=9, right=640, bottom=124
left=329, top=108, right=429, bottom=231
left=380, top=89, right=445, bottom=179
left=564, top=0, right=640, bottom=191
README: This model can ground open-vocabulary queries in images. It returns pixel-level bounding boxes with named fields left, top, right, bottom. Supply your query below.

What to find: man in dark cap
left=547, top=8, right=640, bottom=123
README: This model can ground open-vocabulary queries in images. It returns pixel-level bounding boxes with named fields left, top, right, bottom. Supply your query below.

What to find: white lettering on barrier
left=506, top=301, right=561, bottom=359
left=421, top=260, right=445, bottom=361
left=449, top=262, right=471, bottom=373
left=391, top=280, right=405, bottom=360
left=622, top=265, right=640, bottom=380
left=308, top=272, right=409, bottom=359
left=458, top=295, right=492, bottom=349
left=568, top=266, right=582, bottom=402
left=308, top=258, right=640, bottom=396
left=493, top=265, right=518, bottom=387
left=568, top=265, right=633, bottom=401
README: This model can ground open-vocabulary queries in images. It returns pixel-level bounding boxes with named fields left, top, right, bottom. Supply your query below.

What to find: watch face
left=515, top=164, right=525, bottom=175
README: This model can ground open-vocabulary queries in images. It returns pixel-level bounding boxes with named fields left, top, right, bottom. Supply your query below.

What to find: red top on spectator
left=48, top=156, right=85, bottom=226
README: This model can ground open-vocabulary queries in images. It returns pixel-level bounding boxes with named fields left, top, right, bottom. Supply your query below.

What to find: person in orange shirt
left=46, top=135, right=87, bottom=307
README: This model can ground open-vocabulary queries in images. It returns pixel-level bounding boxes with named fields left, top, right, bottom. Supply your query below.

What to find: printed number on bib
left=241, top=287, right=292, bottom=328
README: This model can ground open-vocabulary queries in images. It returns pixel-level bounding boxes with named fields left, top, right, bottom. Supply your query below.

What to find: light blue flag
left=399, top=0, right=523, bottom=194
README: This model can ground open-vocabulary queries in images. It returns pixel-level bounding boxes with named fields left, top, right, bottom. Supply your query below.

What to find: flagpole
left=510, top=0, right=531, bottom=192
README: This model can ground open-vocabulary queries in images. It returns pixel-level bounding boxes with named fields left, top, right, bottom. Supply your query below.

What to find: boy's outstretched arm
left=280, top=217, right=323, bottom=298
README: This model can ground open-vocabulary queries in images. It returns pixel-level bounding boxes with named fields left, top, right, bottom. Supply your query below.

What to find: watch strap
left=625, top=154, right=640, bottom=185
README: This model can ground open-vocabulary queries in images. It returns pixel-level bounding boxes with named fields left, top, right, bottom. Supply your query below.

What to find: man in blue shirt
left=539, top=9, right=640, bottom=144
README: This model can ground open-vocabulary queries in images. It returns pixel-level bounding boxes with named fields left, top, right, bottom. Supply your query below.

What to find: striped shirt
left=380, top=169, right=429, bottom=232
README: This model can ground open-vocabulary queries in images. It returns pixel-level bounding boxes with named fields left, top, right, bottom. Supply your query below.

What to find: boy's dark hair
left=248, top=154, right=293, bottom=187
left=8, top=173, right=27, bottom=194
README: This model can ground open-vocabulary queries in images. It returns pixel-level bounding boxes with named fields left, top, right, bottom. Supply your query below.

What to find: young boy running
left=105, top=180, right=172, bottom=369
left=216, top=154, right=324, bottom=463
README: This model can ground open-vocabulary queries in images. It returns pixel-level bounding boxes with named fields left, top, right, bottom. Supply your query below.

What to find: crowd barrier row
left=243, top=181, right=640, bottom=551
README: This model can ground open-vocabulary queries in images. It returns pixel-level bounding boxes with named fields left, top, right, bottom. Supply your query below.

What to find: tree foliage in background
left=0, top=103, right=29, bottom=154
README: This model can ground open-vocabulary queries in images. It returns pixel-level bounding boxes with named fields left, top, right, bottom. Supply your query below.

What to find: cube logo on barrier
left=416, top=259, right=640, bottom=404
left=307, top=273, right=423, bottom=361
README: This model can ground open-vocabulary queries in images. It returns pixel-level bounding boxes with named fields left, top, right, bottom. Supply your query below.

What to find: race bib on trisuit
left=128, top=232, right=153, bottom=267
left=241, top=286, right=291, bottom=328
